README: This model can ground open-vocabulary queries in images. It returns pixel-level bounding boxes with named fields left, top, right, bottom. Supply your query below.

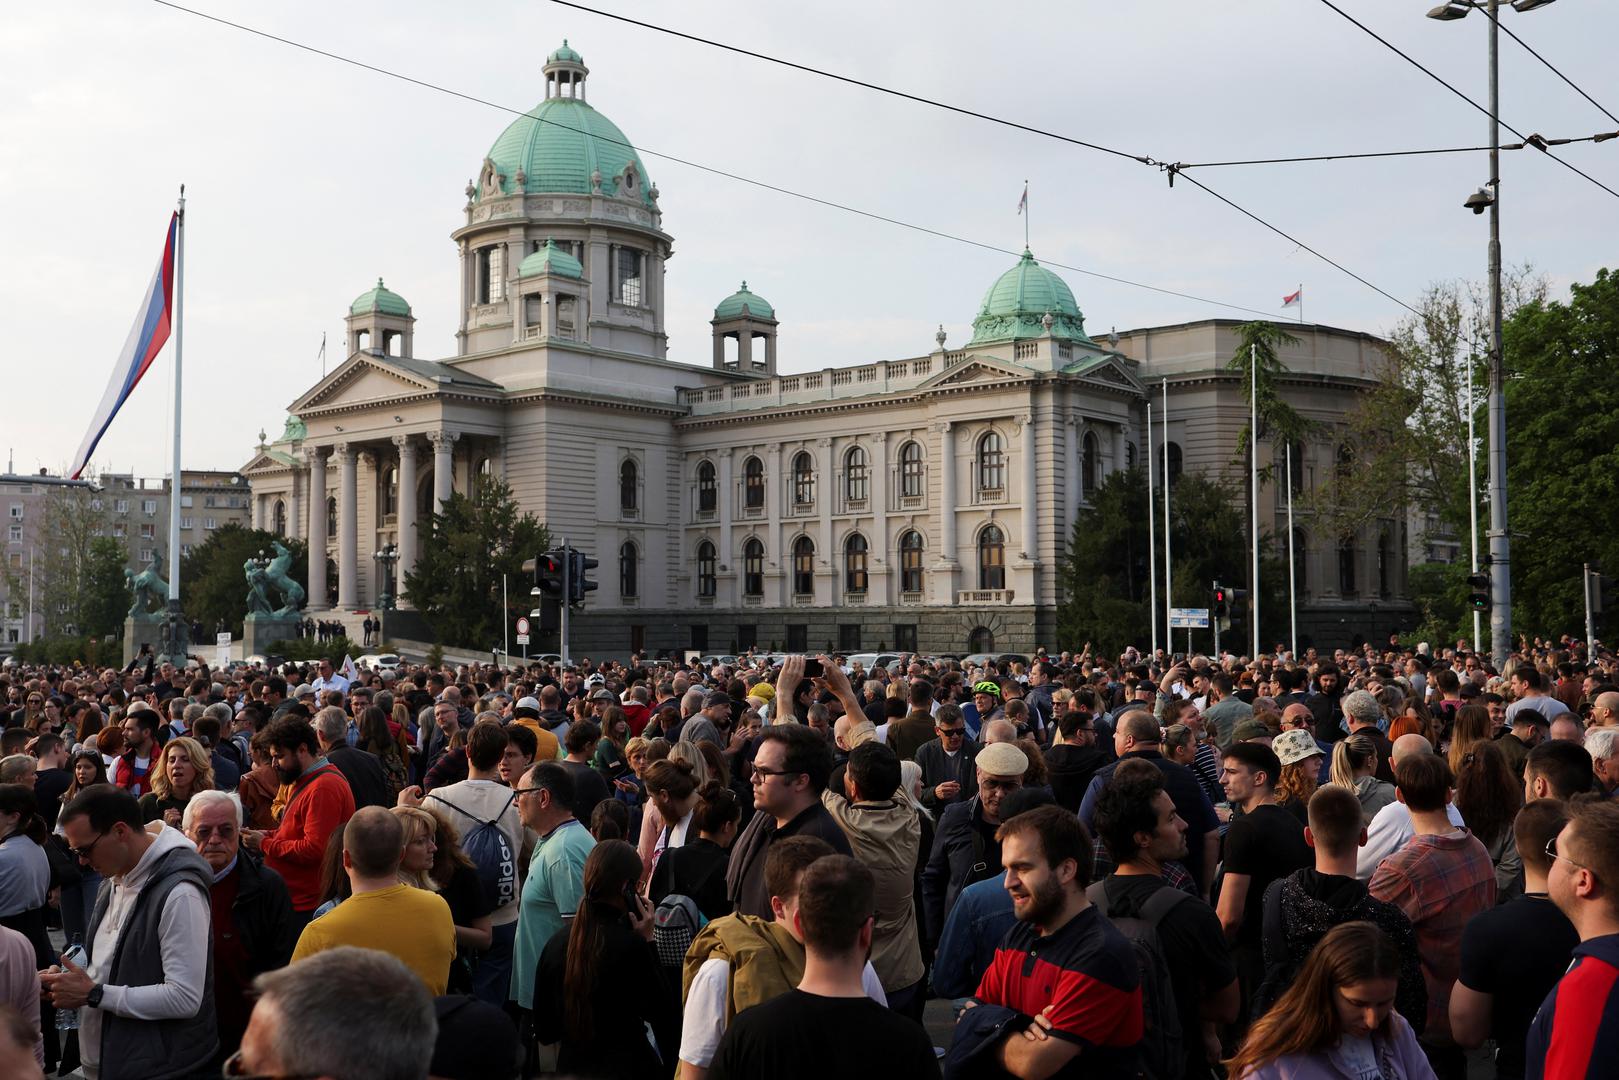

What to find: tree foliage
left=403, top=476, right=549, bottom=650
left=26, top=487, right=126, bottom=638
left=178, top=525, right=309, bottom=636
left=1056, top=466, right=1289, bottom=656
left=1228, top=321, right=1313, bottom=459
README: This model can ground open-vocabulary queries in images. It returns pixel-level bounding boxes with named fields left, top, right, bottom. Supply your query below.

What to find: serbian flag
left=1017, top=182, right=1028, bottom=214
left=69, top=213, right=178, bottom=479
left=1282, top=287, right=1303, bottom=308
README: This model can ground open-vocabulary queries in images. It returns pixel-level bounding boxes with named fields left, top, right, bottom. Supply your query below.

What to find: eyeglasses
left=1546, top=836, right=1589, bottom=872
left=223, top=1049, right=319, bottom=1080
left=751, top=765, right=804, bottom=783
left=70, top=831, right=107, bottom=861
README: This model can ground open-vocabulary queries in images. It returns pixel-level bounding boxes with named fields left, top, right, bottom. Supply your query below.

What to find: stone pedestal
left=122, top=619, right=166, bottom=667
left=243, top=614, right=304, bottom=659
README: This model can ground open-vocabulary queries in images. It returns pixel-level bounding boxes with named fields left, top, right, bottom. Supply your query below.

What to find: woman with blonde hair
left=1228, top=921, right=1433, bottom=1079
left=139, top=735, right=215, bottom=826
left=392, top=805, right=493, bottom=994
left=1328, top=734, right=1396, bottom=824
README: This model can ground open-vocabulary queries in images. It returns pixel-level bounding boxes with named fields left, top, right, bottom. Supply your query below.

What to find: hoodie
left=1044, top=743, right=1110, bottom=813
left=1256, top=869, right=1427, bottom=1034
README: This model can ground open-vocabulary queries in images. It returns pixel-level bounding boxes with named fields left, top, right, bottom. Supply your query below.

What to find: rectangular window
left=181, top=544, right=193, bottom=557
left=89, top=499, right=102, bottom=511
left=204, top=517, right=217, bottom=530
left=616, top=248, right=643, bottom=307
left=140, top=548, right=155, bottom=563
left=203, top=495, right=217, bottom=508
left=139, top=523, right=155, bottom=540
left=838, top=624, right=861, bottom=652
left=6, top=505, right=19, bottom=521
left=785, top=623, right=808, bottom=652
left=142, top=499, right=157, bottom=515
left=894, top=623, right=918, bottom=653
left=737, top=624, right=758, bottom=652
left=180, top=517, right=194, bottom=530
left=690, top=624, right=709, bottom=652
left=6, top=553, right=19, bottom=569
left=7, top=525, right=19, bottom=542
left=115, top=500, right=129, bottom=514
left=112, top=523, right=126, bottom=538
left=181, top=495, right=194, bottom=508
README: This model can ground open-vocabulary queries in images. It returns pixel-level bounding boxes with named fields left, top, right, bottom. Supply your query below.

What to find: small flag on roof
left=1282, top=287, right=1303, bottom=308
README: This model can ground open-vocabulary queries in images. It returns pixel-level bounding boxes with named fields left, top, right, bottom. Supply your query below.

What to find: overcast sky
left=4, top=0, right=1615, bottom=478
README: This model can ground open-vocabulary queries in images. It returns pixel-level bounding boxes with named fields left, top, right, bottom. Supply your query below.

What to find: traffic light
left=1595, top=572, right=1616, bottom=615
left=1211, top=584, right=1229, bottom=619
left=1466, top=571, right=1491, bottom=612
left=524, top=551, right=567, bottom=597
left=569, top=550, right=598, bottom=605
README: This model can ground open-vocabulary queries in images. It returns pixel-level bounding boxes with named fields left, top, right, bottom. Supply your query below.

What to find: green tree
left=30, top=486, right=113, bottom=637
left=178, top=525, right=309, bottom=636
left=403, top=476, right=549, bottom=649
left=1056, top=466, right=1288, bottom=656
left=1228, top=321, right=1312, bottom=463
left=83, top=536, right=132, bottom=637
left=1498, top=268, right=1619, bottom=639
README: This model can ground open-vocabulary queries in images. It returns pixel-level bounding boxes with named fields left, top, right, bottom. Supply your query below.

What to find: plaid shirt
left=1369, top=828, right=1496, bottom=1043
left=1090, top=836, right=1198, bottom=894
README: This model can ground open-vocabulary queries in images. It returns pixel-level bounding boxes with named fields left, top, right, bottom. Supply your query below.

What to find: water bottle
left=55, top=937, right=87, bottom=1032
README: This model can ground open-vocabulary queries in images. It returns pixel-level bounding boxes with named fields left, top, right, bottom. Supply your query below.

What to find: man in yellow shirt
left=291, top=806, right=456, bottom=994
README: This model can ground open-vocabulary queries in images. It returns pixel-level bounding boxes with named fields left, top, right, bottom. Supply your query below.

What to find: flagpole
left=320, top=331, right=327, bottom=377
left=1146, top=401, right=1158, bottom=658
left=1250, top=344, right=1260, bottom=658
left=1023, top=179, right=1029, bottom=249
left=1286, top=441, right=1297, bottom=658
left=1162, top=378, right=1172, bottom=650
left=1297, top=283, right=1304, bottom=325
left=168, top=186, right=186, bottom=616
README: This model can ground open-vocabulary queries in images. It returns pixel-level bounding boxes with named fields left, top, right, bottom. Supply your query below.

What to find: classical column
left=1021, top=412, right=1038, bottom=564
left=305, top=447, right=328, bottom=610
left=429, top=430, right=458, bottom=509
left=936, top=420, right=958, bottom=604
left=335, top=444, right=358, bottom=610
left=1063, top=416, right=1082, bottom=530
left=393, top=436, right=419, bottom=607
left=1113, top=423, right=1128, bottom=477
left=717, top=448, right=734, bottom=601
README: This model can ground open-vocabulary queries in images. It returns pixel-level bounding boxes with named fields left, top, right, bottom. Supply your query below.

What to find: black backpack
left=1086, top=880, right=1190, bottom=1080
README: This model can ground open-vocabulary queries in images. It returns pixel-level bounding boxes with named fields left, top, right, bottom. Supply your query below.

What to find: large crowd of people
left=0, top=635, right=1616, bottom=1079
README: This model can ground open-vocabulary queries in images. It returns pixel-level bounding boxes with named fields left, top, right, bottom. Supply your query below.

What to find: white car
left=357, top=653, right=401, bottom=673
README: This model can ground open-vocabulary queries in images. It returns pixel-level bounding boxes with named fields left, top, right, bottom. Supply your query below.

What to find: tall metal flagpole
left=165, top=186, right=188, bottom=660
left=1467, top=355, right=1482, bottom=652
left=1286, top=441, right=1297, bottom=657
left=1162, top=379, right=1172, bottom=647
left=1146, top=401, right=1158, bottom=657
left=1297, top=283, right=1304, bottom=325
left=1251, top=345, right=1260, bottom=659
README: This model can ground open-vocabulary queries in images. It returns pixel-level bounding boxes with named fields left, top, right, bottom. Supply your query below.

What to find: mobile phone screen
left=803, top=658, right=824, bottom=679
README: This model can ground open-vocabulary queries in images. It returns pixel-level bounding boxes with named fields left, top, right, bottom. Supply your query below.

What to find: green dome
left=481, top=96, right=654, bottom=207
left=547, top=40, right=584, bottom=64
left=714, top=281, right=775, bottom=321
left=518, top=238, right=584, bottom=280
left=967, top=250, right=1088, bottom=345
left=350, top=278, right=411, bottom=317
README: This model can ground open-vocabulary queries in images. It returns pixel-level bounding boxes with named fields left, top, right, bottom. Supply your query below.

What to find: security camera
left=1463, top=188, right=1494, bottom=215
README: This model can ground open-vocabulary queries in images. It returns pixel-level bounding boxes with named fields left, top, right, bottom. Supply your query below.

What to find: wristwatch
left=86, top=984, right=104, bottom=1009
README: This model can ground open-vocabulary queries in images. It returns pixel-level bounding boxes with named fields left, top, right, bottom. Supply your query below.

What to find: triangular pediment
left=290, top=353, right=442, bottom=413
left=238, top=450, right=286, bottom=475
left=918, top=354, right=1033, bottom=392
left=1064, top=353, right=1145, bottom=395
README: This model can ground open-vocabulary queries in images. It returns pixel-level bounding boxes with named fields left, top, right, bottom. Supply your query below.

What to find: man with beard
left=1044, top=709, right=1109, bottom=814
left=1306, top=663, right=1346, bottom=739
left=240, top=716, right=356, bottom=929
left=957, top=805, right=1143, bottom=1078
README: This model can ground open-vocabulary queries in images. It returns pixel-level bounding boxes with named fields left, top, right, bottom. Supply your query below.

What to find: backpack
left=427, top=792, right=518, bottom=911
left=653, top=893, right=707, bottom=973
left=1086, top=880, right=1191, bottom=1080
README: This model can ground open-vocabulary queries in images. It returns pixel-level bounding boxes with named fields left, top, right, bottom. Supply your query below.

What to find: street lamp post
left=1428, top=0, right=1555, bottom=666
left=373, top=543, right=399, bottom=612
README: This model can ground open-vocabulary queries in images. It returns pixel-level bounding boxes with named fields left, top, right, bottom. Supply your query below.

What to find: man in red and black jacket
left=1527, top=799, right=1619, bottom=1080
left=241, top=715, right=355, bottom=929
left=963, top=805, right=1142, bottom=1078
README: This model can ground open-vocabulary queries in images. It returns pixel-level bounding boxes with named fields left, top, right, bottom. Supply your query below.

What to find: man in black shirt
left=1453, top=799, right=1579, bottom=1080
left=1217, top=741, right=1312, bottom=1030
left=1044, top=709, right=1109, bottom=814
left=709, top=855, right=938, bottom=1079
left=1093, top=760, right=1238, bottom=1078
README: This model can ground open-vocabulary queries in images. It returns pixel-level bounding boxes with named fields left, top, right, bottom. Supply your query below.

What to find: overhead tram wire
left=1313, top=0, right=1619, bottom=202
left=1487, top=12, right=1619, bottom=128
left=546, top=0, right=1421, bottom=316
left=1174, top=130, right=1616, bottom=171
left=145, top=0, right=1285, bottom=321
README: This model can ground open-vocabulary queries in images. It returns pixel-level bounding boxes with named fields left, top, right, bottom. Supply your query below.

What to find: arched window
left=382, top=467, right=399, bottom=517
left=619, top=541, right=638, bottom=599
left=325, top=557, right=339, bottom=606
left=619, top=459, right=638, bottom=514
left=844, top=534, right=868, bottom=593
left=1337, top=443, right=1355, bottom=484
left=1082, top=431, right=1100, bottom=497
left=844, top=446, right=868, bottom=503
left=696, top=540, right=717, bottom=598
left=792, top=451, right=815, bottom=509
left=899, top=441, right=924, bottom=498
left=1159, top=442, right=1184, bottom=487
left=900, top=530, right=925, bottom=594
left=1338, top=535, right=1358, bottom=597
left=968, top=626, right=995, bottom=653
left=743, top=455, right=765, bottom=510
left=977, top=432, right=1005, bottom=494
left=792, top=536, right=815, bottom=596
left=1287, top=440, right=1305, bottom=495
left=697, top=460, right=717, bottom=514
left=743, top=538, right=764, bottom=597
left=1126, top=441, right=1137, bottom=467
left=272, top=499, right=286, bottom=536
left=1292, top=527, right=1309, bottom=600
left=978, top=525, right=1006, bottom=590
left=326, top=496, right=337, bottom=537
left=1378, top=525, right=1395, bottom=599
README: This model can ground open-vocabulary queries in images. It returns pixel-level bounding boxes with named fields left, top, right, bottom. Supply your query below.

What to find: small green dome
left=518, top=238, right=584, bottom=279
left=714, top=281, right=775, bottom=321
left=967, top=250, right=1087, bottom=345
left=547, top=39, right=583, bottom=65
left=350, top=278, right=411, bottom=317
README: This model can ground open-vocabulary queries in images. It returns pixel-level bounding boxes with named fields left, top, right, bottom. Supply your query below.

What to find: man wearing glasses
left=43, top=784, right=217, bottom=1079
left=1526, top=799, right=1619, bottom=1079
left=921, top=741, right=1027, bottom=949
left=915, top=703, right=980, bottom=815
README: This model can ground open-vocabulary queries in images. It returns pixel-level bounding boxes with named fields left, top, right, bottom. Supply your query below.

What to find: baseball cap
left=589, top=688, right=615, bottom=702
left=977, top=741, right=1029, bottom=777
left=584, top=674, right=605, bottom=688
left=513, top=696, right=541, bottom=719
left=1273, top=728, right=1324, bottom=767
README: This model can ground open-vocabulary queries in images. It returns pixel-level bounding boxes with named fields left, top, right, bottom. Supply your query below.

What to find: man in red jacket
left=242, top=715, right=355, bottom=928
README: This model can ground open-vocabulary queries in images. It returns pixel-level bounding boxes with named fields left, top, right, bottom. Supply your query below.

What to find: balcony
left=957, top=589, right=1016, bottom=605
